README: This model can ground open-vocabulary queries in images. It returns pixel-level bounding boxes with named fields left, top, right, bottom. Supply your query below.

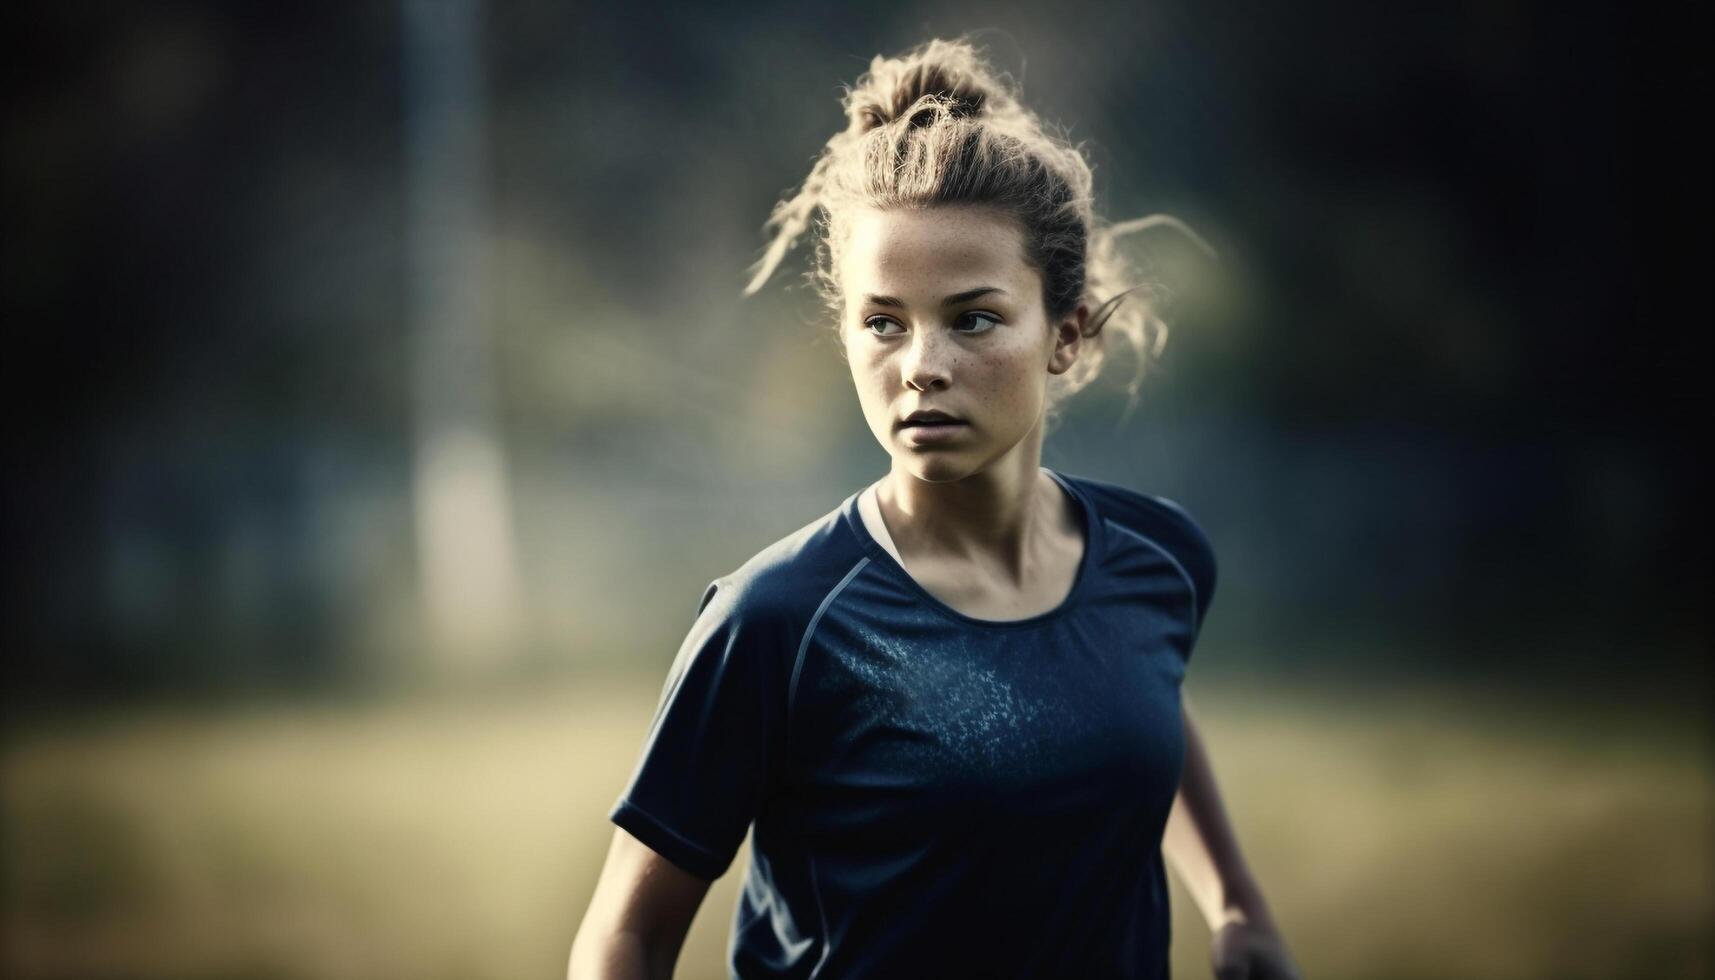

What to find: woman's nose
left=901, top=327, right=952, bottom=392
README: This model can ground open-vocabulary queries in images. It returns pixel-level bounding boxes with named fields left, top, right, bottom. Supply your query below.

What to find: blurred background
left=2, top=1, right=1708, bottom=978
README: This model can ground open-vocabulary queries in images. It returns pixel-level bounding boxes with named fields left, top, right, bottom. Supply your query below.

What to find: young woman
left=569, top=37, right=1302, bottom=980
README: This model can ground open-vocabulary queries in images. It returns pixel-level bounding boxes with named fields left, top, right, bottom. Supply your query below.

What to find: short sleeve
left=608, top=576, right=787, bottom=881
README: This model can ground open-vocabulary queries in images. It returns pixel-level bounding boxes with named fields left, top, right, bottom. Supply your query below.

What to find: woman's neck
left=875, top=456, right=1061, bottom=586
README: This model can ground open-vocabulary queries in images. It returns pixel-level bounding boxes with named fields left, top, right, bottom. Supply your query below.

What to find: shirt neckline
left=841, top=467, right=1104, bottom=631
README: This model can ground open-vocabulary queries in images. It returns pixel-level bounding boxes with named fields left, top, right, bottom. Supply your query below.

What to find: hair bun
left=844, top=38, right=1009, bottom=134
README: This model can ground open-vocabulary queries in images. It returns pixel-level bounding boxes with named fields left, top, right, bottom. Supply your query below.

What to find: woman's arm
left=1163, top=689, right=1303, bottom=978
left=567, top=827, right=713, bottom=980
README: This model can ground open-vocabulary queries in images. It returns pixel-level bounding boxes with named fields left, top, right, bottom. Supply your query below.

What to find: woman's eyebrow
left=863, top=286, right=1008, bottom=308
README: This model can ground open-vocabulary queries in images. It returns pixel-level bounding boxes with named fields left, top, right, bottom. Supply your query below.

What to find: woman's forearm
left=567, top=927, right=674, bottom=980
left=1161, top=690, right=1281, bottom=932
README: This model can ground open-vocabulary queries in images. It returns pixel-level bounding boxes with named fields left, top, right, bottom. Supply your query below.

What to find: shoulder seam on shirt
left=1103, top=516, right=1201, bottom=636
left=787, top=556, right=870, bottom=725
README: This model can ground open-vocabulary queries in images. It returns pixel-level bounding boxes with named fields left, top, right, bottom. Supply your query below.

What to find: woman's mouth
left=899, top=419, right=968, bottom=444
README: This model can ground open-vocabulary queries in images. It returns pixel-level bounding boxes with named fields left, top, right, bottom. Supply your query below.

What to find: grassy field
left=2, top=674, right=1709, bottom=980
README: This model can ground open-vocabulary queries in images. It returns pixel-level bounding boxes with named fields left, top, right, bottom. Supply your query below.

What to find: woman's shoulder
left=695, top=490, right=873, bottom=629
left=1055, top=470, right=1218, bottom=610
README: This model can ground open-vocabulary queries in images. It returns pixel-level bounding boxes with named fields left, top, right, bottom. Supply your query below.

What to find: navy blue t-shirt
left=609, top=469, right=1216, bottom=979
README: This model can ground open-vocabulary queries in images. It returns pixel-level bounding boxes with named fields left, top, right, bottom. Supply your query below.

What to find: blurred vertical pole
left=402, top=0, right=525, bottom=674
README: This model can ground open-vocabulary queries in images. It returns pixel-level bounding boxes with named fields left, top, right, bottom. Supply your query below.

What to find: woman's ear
left=1048, top=302, right=1088, bottom=376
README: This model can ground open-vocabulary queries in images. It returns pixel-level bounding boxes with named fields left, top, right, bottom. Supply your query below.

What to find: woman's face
left=839, top=204, right=1083, bottom=483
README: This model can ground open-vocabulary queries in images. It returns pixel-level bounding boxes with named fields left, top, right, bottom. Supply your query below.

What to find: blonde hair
left=741, top=35, right=1214, bottom=428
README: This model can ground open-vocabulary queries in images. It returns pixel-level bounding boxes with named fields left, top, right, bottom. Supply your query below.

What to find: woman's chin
left=892, top=450, right=982, bottom=484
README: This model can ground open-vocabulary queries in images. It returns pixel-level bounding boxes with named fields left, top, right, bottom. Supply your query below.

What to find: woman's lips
left=899, top=420, right=968, bottom=444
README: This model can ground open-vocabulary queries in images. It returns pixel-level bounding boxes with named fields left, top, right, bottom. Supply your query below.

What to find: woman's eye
left=863, top=313, right=998, bottom=336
